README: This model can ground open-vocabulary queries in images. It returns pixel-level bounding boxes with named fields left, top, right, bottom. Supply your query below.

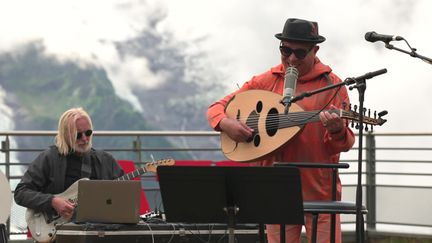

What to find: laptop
left=75, top=180, right=141, bottom=224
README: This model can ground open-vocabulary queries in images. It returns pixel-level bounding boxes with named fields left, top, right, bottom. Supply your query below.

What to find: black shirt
left=64, top=153, right=97, bottom=190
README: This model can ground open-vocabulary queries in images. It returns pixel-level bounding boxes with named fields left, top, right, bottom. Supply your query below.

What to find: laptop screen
left=75, top=180, right=141, bottom=224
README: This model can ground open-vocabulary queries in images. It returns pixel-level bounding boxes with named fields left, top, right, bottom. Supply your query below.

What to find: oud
left=220, top=90, right=386, bottom=162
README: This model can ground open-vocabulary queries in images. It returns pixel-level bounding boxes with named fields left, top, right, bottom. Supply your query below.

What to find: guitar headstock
left=340, top=106, right=387, bottom=131
left=144, top=158, right=175, bottom=173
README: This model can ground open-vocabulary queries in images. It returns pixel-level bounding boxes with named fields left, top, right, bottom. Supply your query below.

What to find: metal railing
left=1, top=131, right=432, bottom=240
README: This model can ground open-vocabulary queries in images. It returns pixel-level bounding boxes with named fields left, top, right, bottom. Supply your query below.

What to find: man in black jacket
left=14, top=107, right=124, bottom=221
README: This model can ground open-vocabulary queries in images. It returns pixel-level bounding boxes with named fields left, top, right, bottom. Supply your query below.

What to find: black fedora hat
left=275, top=18, right=326, bottom=43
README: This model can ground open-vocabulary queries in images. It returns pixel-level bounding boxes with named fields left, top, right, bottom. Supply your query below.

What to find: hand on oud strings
left=319, top=105, right=344, bottom=134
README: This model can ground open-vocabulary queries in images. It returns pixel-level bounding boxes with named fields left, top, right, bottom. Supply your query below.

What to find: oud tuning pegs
left=342, top=103, right=348, bottom=126
left=378, top=110, right=388, bottom=126
left=378, top=110, right=388, bottom=117
left=342, top=102, right=347, bottom=110
left=365, top=124, right=369, bottom=132
left=355, top=123, right=360, bottom=130
left=354, top=104, right=358, bottom=112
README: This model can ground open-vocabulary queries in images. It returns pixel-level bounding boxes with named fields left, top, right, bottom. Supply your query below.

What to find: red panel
left=215, top=160, right=250, bottom=167
left=117, top=160, right=151, bottom=214
left=174, top=160, right=213, bottom=166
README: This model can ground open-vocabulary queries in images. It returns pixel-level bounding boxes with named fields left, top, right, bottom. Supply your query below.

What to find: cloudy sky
left=1, top=0, right=432, bottom=133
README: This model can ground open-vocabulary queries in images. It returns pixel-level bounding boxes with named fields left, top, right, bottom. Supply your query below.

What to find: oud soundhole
left=246, top=110, right=259, bottom=143
left=266, top=108, right=278, bottom=137
left=256, top=101, right=263, bottom=113
left=254, top=135, right=261, bottom=147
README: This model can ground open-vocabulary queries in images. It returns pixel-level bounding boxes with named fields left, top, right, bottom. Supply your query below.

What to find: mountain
left=0, top=13, right=229, bottom=163
left=114, top=22, right=227, bottom=132
left=0, top=42, right=206, bottom=163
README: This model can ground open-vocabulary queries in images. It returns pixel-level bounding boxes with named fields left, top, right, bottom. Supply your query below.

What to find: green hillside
left=0, top=42, right=189, bottom=162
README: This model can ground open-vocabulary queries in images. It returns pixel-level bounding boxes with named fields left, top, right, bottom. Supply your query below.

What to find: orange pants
left=266, top=214, right=341, bottom=243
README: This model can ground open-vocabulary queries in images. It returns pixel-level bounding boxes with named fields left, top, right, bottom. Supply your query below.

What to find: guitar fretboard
left=116, top=167, right=147, bottom=181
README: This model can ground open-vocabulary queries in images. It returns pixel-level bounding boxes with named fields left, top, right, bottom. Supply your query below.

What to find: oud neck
left=280, top=109, right=340, bottom=128
left=116, top=167, right=147, bottom=181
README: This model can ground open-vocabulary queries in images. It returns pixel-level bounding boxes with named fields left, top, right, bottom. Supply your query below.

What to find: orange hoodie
left=207, top=58, right=355, bottom=201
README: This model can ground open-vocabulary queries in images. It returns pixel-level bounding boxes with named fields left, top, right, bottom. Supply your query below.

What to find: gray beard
left=74, top=143, right=91, bottom=154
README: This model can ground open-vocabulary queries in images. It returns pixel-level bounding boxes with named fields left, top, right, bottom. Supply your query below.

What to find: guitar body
left=25, top=178, right=87, bottom=243
left=221, top=90, right=303, bottom=162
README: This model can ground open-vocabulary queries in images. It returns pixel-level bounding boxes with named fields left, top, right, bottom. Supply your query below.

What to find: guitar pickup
left=45, top=212, right=60, bottom=224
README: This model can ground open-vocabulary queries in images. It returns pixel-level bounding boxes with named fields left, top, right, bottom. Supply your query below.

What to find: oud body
left=221, top=90, right=303, bottom=162
left=220, top=90, right=385, bottom=162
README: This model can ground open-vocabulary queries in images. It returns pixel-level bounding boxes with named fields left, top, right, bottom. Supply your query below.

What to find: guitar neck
left=116, top=167, right=147, bottom=181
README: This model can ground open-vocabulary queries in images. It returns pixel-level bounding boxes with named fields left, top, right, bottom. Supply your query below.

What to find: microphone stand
left=385, top=39, right=432, bottom=65
left=350, top=79, right=367, bottom=243
left=282, top=99, right=291, bottom=115
left=290, top=68, right=387, bottom=243
left=290, top=69, right=387, bottom=104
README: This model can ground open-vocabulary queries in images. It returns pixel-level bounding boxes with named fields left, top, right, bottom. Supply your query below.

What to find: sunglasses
left=76, top=129, right=93, bottom=140
left=279, top=45, right=313, bottom=59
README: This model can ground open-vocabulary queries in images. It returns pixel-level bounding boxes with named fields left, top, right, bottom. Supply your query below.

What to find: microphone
left=350, top=68, right=387, bottom=81
left=365, top=31, right=403, bottom=43
left=282, top=66, right=298, bottom=114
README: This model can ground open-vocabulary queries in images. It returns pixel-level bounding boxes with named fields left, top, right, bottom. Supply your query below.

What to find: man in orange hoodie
left=207, top=18, right=355, bottom=243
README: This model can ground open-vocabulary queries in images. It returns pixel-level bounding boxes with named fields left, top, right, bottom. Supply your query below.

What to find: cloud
left=1, top=0, right=431, bottom=132
left=0, top=0, right=167, bottom=112
left=158, top=0, right=432, bottom=132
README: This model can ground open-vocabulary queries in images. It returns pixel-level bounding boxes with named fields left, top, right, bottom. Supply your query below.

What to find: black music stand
left=0, top=224, right=7, bottom=243
left=157, top=166, right=304, bottom=243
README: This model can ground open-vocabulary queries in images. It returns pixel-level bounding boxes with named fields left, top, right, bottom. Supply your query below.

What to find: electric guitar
left=26, top=158, right=175, bottom=243
left=221, top=90, right=387, bottom=162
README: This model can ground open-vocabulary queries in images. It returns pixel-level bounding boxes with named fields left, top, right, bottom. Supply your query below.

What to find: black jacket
left=14, top=146, right=124, bottom=215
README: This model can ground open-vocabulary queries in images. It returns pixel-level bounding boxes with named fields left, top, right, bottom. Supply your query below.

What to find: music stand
left=0, top=224, right=7, bottom=243
left=157, top=166, right=304, bottom=243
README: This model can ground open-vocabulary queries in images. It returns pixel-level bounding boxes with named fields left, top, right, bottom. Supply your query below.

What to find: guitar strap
left=323, top=72, right=332, bottom=85
left=80, top=153, right=92, bottom=178
left=323, top=72, right=344, bottom=104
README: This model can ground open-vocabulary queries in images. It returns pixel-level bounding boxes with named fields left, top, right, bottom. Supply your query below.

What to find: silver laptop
left=75, top=180, right=141, bottom=224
